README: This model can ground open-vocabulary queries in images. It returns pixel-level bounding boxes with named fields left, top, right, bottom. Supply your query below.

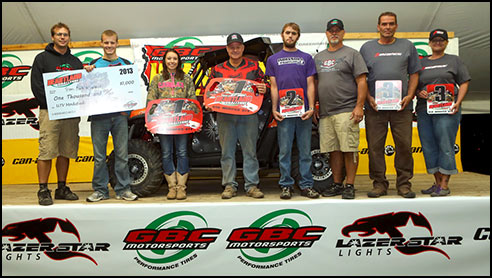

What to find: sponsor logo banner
left=2, top=199, right=489, bottom=275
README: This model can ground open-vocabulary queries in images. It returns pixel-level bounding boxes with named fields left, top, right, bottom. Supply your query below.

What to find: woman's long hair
left=161, top=48, right=184, bottom=80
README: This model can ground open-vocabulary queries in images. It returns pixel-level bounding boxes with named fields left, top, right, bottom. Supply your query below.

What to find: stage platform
left=2, top=172, right=490, bottom=276
left=2, top=172, right=489, bottom=205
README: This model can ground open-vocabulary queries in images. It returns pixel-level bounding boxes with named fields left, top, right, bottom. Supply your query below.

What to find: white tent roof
left=2, top=2, right=489, bottom=111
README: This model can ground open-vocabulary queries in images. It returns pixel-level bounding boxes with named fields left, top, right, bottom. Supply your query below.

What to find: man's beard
left=284, top=40, right=297, bottom=48
left=329, top=38, right=340, bottom=46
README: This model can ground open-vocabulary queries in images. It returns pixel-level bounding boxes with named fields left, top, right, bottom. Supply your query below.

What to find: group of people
left=31, top=11, right=470, bottom=206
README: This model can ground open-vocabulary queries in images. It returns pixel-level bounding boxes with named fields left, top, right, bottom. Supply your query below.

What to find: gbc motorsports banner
left=2, top=197, right=489, bottom=275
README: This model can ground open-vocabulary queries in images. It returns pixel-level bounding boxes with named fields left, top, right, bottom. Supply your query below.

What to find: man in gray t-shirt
left=314, top=18, right=369, bottom=199
left=359, top=11, right=421, bottom=199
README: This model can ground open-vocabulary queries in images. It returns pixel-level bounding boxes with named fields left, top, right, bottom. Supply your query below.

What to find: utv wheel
left=291, top=133, right=333, bottom=193
left=108, top=139, right=163, bottom=197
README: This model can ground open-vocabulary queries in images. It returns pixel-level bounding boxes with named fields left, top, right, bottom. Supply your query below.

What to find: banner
left=2, top=197, right=489, bottom=275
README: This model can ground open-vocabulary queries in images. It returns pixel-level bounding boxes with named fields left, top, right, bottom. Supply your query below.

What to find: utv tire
left=108, top=139, right=163, bottom=197
left=291, top=133, right=333, bottom=193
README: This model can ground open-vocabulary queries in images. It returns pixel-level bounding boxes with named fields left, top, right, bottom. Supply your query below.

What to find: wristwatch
left=308, top=107, right=314, bottom=111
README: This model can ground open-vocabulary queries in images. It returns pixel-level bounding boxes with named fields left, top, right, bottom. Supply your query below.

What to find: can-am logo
left=384, top=145, right=395, bottom=156
left=2, top=218, right=109, bottom=264
left=2, top=54, right=31, bottom=89
left=227, top=209, right=325, bottom=269
left=336, top=212, right=462, bottom=259
left=124, top=211, right=220, bottom=271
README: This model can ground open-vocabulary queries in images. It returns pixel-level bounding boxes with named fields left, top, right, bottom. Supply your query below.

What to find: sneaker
left=86, top=191, right=109, bottom=202
left=341, top=185, right=355, bottom=199
left=321, top=183, right=344, bottom=197
left=246, top=186, right=264, bottom=198
left=301, top=187, right=320, bottom=199
left=116, top=190, right=138, bottom=201
left=221, top=185, right=237, bottom=199
left=421, top=184, right=438, bottom=194
left=367, top=187, right=387, bottom=198
left=280, top=187, right=293, bottom=199
left=55, top=186, right=79, bottom=200
left=38, top=188, right=53, bottom=206
left=398, top=188, right=416, bottom=198
left=431, top=187, right=451, bottom=197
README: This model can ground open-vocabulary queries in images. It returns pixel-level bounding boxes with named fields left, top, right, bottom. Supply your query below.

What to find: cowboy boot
left=176, top=172, right=189, bottom=200
left=164, top=172, right=177, bottom=199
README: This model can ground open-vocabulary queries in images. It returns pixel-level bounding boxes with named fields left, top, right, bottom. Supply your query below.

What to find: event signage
left=145, top=98, right=202, bottom=134
left=375, top=80, right=402, bottom=110
left=204, top=78, right=264, bottom=115
left=123, top=211, right=221, bottom=271
left=226, top=209, right=325, bottom=269
left=2, top=217, right=110, bottom=266
left=426, top=83, right=455, bottom=114
left=43, top=64, right=143, bottom=120
left=336, top=211, right=460, bottom=259
left=2, top=197, right=490, bottom=275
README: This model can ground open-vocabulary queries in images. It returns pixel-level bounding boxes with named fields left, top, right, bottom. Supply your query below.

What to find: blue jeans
left=91, top=114, right=130, bottom=197
left=417, top=109, right=461, bottom=175
left=158, top=134, right=189, bottom=175
left=217, top=113, right=259, bottom=191
left=277, top=117, right=313, bottom=189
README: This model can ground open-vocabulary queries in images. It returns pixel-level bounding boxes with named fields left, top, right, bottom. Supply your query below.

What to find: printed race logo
left=2, top=54, right=31, bottom=89
left=124, top=211, right=220, bottom=271
left=227, top=209, right=325, bottom=269
left=140, top=37, right=224, bottom=90
left=2, top=218, right=109, bottom=265
left=46, top=72, right=83, bottom=88
left=336, top=211, right=462, bottom=259
left=2, top=98, right=40, bottom=130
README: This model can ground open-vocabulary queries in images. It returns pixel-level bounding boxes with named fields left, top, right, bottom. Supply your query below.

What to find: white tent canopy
left=2, top=2, right=489, bottom=112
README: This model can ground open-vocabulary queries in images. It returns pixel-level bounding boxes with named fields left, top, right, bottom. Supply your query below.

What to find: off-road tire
left=108, top=139, right=163, bottom=197
left=291, top=133, right=333, bottom=193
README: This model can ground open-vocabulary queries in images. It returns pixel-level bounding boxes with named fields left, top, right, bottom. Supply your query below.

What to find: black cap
left=429, top=29, right=448, bottom=41
left=226, top=33, right=243, bottom=45
left=327, top=19, right=344, bottom=31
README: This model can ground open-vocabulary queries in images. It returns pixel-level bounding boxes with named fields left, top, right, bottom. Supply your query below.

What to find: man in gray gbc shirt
left=359, top=11, right=421, bottom=198
left=314, top=19, right=369, bottom=199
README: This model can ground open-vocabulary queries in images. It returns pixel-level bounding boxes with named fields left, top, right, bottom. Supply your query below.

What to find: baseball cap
left=326, top=19, right=344, bottom=31
left=429, top=29, right=448, bottom=41
left=226, top=33, right=244, bottom=45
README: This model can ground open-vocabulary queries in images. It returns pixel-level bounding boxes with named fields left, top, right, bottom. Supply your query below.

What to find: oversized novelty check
left=43, top=64, right=144, bottom=120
